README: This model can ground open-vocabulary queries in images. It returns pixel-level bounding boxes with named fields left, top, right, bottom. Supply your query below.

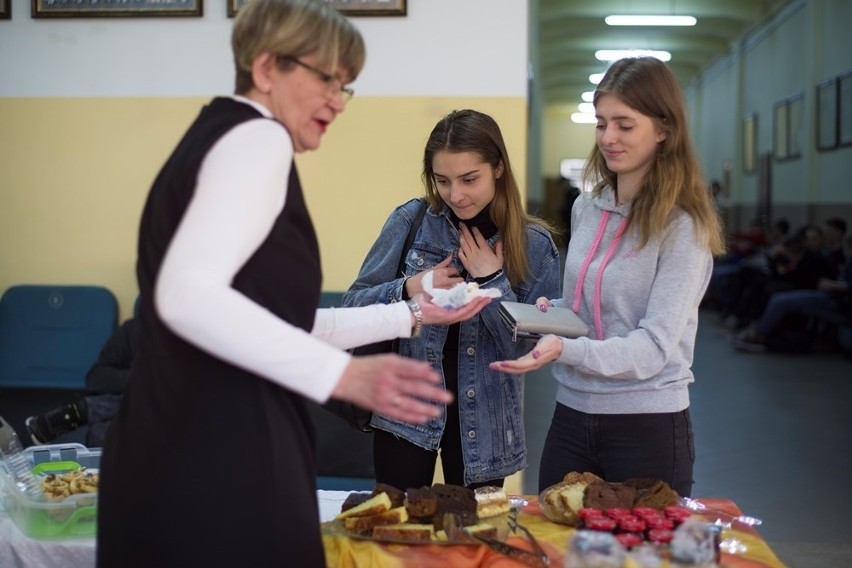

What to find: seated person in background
left=704, top=218, right=789, bottom=313
left=733, top=235, right=852, bottom=352
left=26, top=317, right=139, bottom=447
left=723, top=225, right=827, bottom=329
left=821, top=217, right=848, bottom=280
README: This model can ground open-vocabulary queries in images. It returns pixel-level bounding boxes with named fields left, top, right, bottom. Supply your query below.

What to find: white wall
left=0, top=0, right=527, bottom=98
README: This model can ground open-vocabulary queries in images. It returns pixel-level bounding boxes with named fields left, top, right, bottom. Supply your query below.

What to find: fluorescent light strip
left=596, top=49, right=671, bottom=62
left=578, top=102, right=595, bottom=114
left=571, top=112, right=597, bottom=124
left=582, top=91, right=595, bottom=102
left=605, top=15, right=696, bottom=26
left=589, top=72, right=605, bottom=84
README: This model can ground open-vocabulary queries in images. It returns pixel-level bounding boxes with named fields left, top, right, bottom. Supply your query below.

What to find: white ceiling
left=539, top=0, right=793, bottom=109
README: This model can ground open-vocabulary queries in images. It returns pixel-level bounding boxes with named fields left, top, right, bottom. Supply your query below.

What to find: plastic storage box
left=0, top=443, right=100, bottom=539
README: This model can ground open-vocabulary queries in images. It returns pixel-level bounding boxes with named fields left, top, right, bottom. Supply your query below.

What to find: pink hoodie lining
left=572, top=211, right=629, bottom=338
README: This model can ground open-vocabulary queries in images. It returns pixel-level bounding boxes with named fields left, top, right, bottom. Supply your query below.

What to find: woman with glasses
left=96, top=1, right=489, bottom=566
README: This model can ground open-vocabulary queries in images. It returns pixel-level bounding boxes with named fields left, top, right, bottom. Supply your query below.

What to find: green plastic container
left=0, top=443, right=100, bottom=539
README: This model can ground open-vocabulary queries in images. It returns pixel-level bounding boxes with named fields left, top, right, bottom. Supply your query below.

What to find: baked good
left=474, top=485, right=510, bottom=518
left=431, top=484, right=477, bottom=530
left=539, top=471, right=604, bottom=526
left=448, top=522, right=499, bottom=543
left=623, top=477, right=679, bottom=509
left=372, top=523, right=434, bottom=542
left=405, top=486, right=438, bottom=519
left=583, top=481, right=637, bottom=510
left=341, top=492, right=370, bottom=512
left=336, top=492, right=391, bottom=520
left=41, top=470, right=99, bottom=502
left=562, top=471, right=605, bottom=486
left=344, top=506, right=409, bottom=534
left=372, top=483, right=406, bottom=508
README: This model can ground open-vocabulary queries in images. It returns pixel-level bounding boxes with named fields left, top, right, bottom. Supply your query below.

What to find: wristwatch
left=406, top=299, right=423, bottom=338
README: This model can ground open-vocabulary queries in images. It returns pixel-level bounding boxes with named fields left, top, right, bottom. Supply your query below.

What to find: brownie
left=624, top=478, right=679, bottom=509
left=431, top=484, right=477, bottom=530
left=372, top=482, right=406, bottom=508
left=405, top=486, right=438, bottom=518
left=341, top=492, right=370, bottom=512
left=583, top=481, right=637, bottom=510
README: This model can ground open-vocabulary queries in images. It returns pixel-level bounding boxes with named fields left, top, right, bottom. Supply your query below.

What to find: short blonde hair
left=232, top=0, right=366, bottom=94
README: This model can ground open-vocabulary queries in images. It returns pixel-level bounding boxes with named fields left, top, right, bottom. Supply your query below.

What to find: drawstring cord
left=572, top=211, right=628, bottom=339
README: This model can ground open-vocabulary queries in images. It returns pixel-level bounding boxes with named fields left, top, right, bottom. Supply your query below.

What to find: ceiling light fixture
left=581, top=91, right=595, bottom=102
left=589, top=72, right=605, bottom=84
left=571, top=112, right=597, bottom=124
left=596, top=49, right=672, bottom=62
left=605, top=15, right=696, bottom=26
left=577, top=102, right=595, bottom=114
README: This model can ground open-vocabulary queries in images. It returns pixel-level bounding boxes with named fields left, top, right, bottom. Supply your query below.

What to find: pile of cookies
left=41, top=469, right=99, bottom=501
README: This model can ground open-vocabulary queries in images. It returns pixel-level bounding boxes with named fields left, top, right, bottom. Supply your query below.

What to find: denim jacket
left=342, top=198, right=561, bottom=485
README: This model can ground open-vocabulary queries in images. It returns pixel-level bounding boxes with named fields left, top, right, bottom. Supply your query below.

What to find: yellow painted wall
left=0, top=97, right=527, bottom=321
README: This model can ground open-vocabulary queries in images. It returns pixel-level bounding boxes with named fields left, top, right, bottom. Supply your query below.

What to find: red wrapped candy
left=585, top=516, right=617, bottom=532
left=615, top=532, right=643, bottom=549
left=647, top=528, right=675, bottom=544
left=604, top=507, right=631, bottom=520
left=618, top=516, right=646, bottom=534
left=645, top=516, right=674, bottom=531
left=631, top=507, right=658, bottom=520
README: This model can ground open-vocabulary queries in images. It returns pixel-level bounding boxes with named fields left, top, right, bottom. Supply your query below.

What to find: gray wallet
left=498, top=301, right=590, bottom=341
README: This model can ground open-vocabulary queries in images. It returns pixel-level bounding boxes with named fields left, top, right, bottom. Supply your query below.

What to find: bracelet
left=474, top=268, right=503, bottom=285
left=406, top=299, right=423, bottom=338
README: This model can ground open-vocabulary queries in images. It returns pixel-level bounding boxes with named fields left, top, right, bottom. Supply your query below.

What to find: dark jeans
left=538, top=403, right=695, bottom=497
left=373, top=427, right=503, bottom=490
left=373, top=343, right=504, bottom=490
left=85, top=393, right=122, bottom=447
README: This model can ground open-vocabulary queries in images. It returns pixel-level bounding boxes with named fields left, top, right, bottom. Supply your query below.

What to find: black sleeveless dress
left=97, top=98, right=325, bottom=567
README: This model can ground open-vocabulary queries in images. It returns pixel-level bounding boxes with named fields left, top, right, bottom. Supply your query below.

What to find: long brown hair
left=583, top=57, right=725, bottom=255
left=422, top=110, right=555, bottom=286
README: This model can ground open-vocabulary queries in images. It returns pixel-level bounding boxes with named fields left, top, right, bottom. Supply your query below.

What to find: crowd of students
left=704, top=216, right=851, bottom=354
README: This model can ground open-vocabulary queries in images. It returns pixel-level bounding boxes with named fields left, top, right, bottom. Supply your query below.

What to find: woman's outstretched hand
left=332, top=354, right=453, bottom=424
left=489, top=334, right=564, bottom=374
left=415, top=292, right=492, bottom=326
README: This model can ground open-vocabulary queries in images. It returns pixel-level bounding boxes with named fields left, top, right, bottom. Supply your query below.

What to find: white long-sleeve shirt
left=153, top=96, right=411, bottom=404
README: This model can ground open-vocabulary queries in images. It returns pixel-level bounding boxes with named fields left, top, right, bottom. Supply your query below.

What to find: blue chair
left=0, top=285, right=118, bottom=390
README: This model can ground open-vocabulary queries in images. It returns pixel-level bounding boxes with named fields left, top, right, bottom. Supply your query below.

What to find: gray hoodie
left=551, top=186, right=713, bottom=414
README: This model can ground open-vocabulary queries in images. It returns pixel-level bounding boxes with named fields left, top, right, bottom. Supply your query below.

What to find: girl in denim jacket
left=343, top=109, right=561, bottom=489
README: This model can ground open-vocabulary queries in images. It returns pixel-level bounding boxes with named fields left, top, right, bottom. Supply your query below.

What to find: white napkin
left=422, top=270, right=502, bottom=309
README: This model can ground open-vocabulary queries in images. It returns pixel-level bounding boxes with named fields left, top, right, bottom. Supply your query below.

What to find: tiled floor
left=522, top=308, right=852, bottom=568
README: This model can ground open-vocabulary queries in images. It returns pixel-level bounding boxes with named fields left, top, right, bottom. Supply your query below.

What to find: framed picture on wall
left=817, top=77, right=839, bottom=151
left=786, top=94, right=803, bottom=159
left=0, top=0, right=10, bottom=19
left=840, top=71, right=852, bottom=147
left=742, top=113, right=757, bottom=175
left=229, top=0, right=406, bottom=17
left=33, top=0, right=202, bottom=17
left=773, top=100, right=789, bottom=161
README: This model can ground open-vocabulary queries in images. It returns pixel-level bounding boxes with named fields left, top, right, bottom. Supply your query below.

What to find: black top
left=97, top=98, right=326, bottom=567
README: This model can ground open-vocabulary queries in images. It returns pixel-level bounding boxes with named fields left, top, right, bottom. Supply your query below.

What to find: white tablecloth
left=0, top=490, right=351, bottom=568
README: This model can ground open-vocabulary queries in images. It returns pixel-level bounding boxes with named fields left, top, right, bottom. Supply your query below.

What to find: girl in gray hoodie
left=492, top=57, right=726, bottom=497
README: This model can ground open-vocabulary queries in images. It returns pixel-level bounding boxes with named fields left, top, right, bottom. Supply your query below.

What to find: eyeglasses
left=279, top=55, right=354, bottom=103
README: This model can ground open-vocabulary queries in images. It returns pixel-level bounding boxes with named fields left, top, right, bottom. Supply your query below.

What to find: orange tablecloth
left=322, top=497, right=786, bottom=568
